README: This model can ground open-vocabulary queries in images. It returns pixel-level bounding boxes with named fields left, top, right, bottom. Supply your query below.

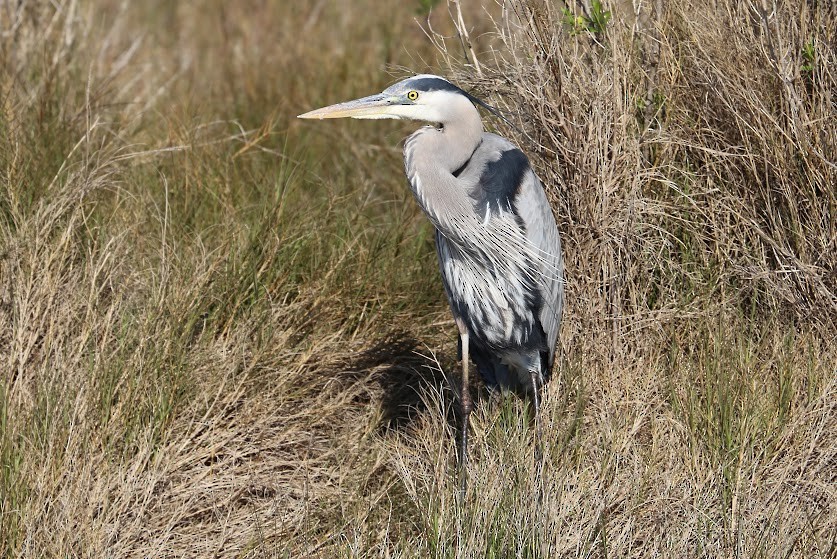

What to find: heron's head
left=298, top=74, right=481, bottom=125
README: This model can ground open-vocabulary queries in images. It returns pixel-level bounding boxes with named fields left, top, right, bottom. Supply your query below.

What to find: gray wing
left=515, top=168, right=564, bottom=370
left=440, top=132, right=564, bottom=376
left=465, top=133, right=563, bottom=367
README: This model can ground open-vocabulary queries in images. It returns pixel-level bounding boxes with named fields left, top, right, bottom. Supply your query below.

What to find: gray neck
left=403, top=98, right=483, bottom=239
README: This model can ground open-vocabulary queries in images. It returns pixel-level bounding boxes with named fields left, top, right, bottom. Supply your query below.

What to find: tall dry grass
left=0, top=0, right=835, bottom=557
left=461, top=0, right=837, bottom=339
left=431, top=1, right=836, bottom=556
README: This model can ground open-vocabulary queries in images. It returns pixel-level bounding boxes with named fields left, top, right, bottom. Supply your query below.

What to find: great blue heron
left=299, top=74, right=563, bottom=478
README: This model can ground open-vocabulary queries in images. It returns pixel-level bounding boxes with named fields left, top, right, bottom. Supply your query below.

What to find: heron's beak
left=297, top=93, right=399, bottom=120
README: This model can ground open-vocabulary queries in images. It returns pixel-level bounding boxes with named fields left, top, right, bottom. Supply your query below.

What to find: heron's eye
left=406, top=90, right=419, bottom=101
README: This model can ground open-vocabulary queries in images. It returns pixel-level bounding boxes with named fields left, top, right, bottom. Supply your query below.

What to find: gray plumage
left=399, top=80, right=563, bottom=395
left=298, top=74, right=564, bottom=480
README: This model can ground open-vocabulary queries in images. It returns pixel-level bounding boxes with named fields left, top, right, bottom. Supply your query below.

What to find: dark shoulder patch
left=475, top=148, right=530, bottom=215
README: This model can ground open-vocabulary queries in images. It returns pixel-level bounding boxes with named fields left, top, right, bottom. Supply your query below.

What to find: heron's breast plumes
left=437, top=226, right=546, bottom=353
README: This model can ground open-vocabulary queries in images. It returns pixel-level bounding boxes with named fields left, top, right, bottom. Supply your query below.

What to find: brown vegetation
left=1, top=0, right=834, bottom=557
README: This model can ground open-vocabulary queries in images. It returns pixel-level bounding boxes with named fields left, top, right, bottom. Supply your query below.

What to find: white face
left=298, top=75, right=476, bottom=125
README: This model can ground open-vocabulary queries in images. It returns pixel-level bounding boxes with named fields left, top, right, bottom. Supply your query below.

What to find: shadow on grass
left=341, top=331, right=465, bottom=434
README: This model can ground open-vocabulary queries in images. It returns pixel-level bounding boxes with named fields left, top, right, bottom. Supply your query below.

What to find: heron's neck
left=404, top=105, right=483, bottom=238
left=428, top=103, right=484, bottom=172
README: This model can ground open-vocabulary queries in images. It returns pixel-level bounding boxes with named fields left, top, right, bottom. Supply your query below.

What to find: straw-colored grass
left=1, top=0, right=834, bottom=557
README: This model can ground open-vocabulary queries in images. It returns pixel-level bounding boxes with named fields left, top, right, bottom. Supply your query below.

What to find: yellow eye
left=407, top=90, right=419, bottom=101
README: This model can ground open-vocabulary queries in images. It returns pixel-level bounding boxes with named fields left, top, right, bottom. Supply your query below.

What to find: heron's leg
left=530, top=371, right=543, bottom=462
left=456, top=318, right=472, bottom=496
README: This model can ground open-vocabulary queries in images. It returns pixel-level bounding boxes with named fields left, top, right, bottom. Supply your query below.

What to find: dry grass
left=1, top=0, right=835, bottom=557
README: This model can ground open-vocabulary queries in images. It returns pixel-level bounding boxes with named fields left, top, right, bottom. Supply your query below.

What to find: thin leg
left=456, top=320, right=472, bottom=497
left=530, top=371, right=543, bottom=463
left=530, top=372, right=540, bottom=413
left=530, top=371, right=546, bottom=510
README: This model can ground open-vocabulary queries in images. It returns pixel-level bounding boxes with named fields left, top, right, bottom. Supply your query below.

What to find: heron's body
left=406, top=128, right=562, bottom=393
left=298, top=74, right=564, bottom=481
